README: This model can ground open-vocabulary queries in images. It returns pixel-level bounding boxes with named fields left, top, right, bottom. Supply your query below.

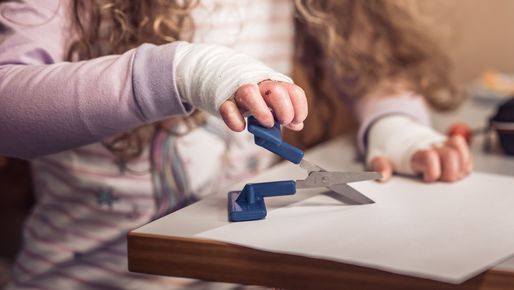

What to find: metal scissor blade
left=328, top=183, right=375, bottom=205
left=296, top=171, right=381, bottom=188
left=297, top=158, right=375, bottom=204
left=300, top=159, right=380, bottom=180
left=299, top=159, right=323, bottom=172
left=327, top=171, right=382, bottom=184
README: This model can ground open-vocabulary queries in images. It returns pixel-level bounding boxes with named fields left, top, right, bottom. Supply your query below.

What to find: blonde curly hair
left=294, top=0, right=460, bottom=107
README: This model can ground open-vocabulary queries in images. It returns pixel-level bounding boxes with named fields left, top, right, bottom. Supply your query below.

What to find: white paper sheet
left=197, top=172, right=514, bottom=284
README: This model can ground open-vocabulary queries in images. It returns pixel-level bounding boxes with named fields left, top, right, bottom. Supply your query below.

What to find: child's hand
left=175, top=43, right=307, bottom=132
left=371, top=135, right=473, bottom=182
left=218, top=81, right=308, bottom=132
left=366, top=115, right=473, bottom=183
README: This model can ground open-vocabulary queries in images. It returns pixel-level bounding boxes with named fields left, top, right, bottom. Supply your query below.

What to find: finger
left=434, top=146, right=462, bottom=182
left=446, top=135, right=473, bottom=176
left=259, top=81, right=294, bottom=126
left=370, top=156, right=393, bottom=182
left=219, top=100, right=246, bottom=132
left=235, top=84, right=274, bottom=127
left=280, top=83, right=308, bottom=125
left=285, top=122, right=304, bottom=131
left=411, top=149, right=441, bottom=183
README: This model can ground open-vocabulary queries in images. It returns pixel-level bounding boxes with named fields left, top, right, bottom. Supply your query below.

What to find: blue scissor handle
left=247, top=116, right=304, bottom=164
left=235, top=180, right=297, bottom=204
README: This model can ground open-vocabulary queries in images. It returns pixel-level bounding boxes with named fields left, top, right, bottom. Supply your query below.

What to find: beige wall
left=411, top=0, right=514, bottom=84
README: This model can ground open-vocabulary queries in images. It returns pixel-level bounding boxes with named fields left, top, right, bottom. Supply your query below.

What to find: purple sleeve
left=354, top=92, right=431, bottom=155
left=0, top=1, right=192, bottom=159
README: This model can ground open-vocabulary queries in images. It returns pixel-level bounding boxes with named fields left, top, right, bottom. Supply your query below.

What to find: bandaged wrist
left=366, top=115, right=446, bottom=175
left=174, top=42, right=293, bottom=116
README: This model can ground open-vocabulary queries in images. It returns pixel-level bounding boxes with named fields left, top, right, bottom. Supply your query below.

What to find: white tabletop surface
left=134, top=97, right=514, bottom=273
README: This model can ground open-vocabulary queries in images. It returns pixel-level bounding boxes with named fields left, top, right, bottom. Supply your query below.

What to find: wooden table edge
left=127, top=231, right=514, bottom=290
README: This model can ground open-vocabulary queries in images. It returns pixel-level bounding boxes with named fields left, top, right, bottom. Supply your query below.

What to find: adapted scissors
left=228, top=116, right=380, bottom=222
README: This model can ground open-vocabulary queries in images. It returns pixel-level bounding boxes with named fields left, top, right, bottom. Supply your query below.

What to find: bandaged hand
left=367, top=115, right=473, bottom=183
left=175, top=42, right=307, bottom=132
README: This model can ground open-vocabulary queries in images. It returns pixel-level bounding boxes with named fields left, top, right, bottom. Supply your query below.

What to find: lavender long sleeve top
left=0, top=1, right=192, bottom=159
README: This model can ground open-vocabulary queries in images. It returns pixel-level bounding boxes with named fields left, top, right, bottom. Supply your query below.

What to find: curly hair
left=294, top=0, right=461, bottom=109
left=67, top=0, right=197, bottom=58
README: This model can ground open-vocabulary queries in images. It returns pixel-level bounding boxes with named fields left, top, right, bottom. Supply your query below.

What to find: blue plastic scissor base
left=227, top=191, right=267, bottom=222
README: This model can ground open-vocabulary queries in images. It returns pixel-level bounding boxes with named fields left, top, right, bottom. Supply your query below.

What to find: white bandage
left=366, top=115, right=446, bottom=175
left=174, top=42, right=293, bottom=116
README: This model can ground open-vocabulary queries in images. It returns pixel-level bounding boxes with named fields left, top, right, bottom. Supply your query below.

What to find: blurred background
left=1, top=0, right=514, bottom=287
left=405, top=0, right=514, bottom=84
left=407, top=0, right=514, bottom=157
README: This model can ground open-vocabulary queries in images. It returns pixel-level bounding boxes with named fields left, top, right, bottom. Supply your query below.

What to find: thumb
left=370, top=156, right=393, bottom=183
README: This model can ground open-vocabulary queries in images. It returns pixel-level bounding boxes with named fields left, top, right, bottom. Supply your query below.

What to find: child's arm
left=0, top=2, right=192, bottom=159
left=356, top=92, right=472, bottom=183
left=0, top=1, right=307, bottom=159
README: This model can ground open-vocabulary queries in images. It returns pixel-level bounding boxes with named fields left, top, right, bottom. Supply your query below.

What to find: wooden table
left=128, top=99, right=514, bottom=289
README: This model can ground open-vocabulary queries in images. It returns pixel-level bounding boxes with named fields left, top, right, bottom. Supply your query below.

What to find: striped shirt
left=7, top=0, right=292, bottom=289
